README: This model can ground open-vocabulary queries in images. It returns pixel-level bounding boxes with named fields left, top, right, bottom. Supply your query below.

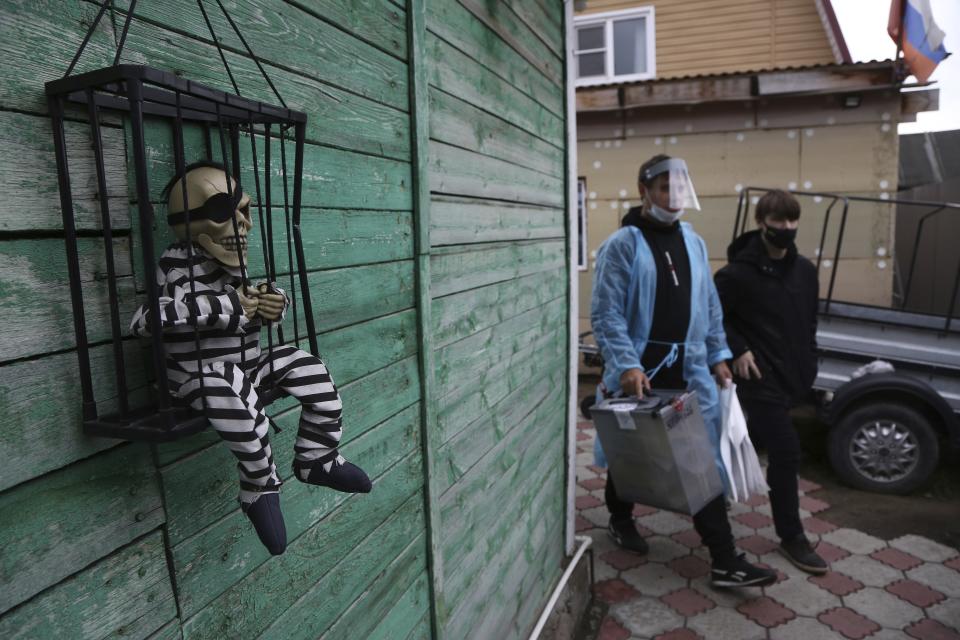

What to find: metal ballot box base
left=592, top=390, right=724, bottom=516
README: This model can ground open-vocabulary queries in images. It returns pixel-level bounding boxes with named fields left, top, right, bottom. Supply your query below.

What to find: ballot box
left=592, top=390, right=724, bottom=515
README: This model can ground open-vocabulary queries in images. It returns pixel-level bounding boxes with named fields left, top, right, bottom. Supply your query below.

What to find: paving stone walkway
left=575, top=419, right=960, bottom=640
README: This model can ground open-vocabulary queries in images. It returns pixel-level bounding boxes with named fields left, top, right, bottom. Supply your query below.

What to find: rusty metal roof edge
left=575, top=59, right=897, bottom=92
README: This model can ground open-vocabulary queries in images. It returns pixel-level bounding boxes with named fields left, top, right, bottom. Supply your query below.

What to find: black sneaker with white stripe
left=710, top=553, right=777, bottom=588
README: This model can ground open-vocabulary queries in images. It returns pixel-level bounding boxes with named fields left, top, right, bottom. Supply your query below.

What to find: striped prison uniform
left=130, top=243, right=344, bottom=505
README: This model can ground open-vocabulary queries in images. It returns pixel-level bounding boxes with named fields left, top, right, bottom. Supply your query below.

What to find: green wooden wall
left=0, top=1, right=569, bottom=639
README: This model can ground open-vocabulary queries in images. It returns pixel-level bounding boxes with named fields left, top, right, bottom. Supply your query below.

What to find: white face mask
left=647, top=203, right=685, bottom=224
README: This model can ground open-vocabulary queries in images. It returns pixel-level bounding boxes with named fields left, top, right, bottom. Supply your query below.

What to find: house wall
left=576, top=0, right=836, bottom=78
left=577, top=90, right=902, bottom=334
left=0, top=2, right=568, bottom=639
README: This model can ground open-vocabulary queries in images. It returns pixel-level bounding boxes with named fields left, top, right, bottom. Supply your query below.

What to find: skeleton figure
left=130, top=163, right=371, bottom=555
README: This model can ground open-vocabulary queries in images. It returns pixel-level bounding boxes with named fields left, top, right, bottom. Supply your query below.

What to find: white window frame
left=573, top=6, right=656, bottom=87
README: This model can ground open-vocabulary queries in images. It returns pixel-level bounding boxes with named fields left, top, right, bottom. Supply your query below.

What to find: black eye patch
left=167, top=192, right=245, bottom=226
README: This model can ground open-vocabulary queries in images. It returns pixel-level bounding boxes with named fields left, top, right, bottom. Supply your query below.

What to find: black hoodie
left=714, top=230, right=819, bottom=405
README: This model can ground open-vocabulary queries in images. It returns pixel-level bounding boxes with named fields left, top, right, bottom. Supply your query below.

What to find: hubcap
left=849, top=420, right=919, bottom=483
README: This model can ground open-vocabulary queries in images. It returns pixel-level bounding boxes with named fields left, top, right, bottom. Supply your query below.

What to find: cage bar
left=46, top=64, right=311, bottom=441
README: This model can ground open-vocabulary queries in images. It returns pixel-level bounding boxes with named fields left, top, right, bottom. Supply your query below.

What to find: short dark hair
left=638, top=154, right=672, bottom=190
left=755, top=189, right=800, bottom=223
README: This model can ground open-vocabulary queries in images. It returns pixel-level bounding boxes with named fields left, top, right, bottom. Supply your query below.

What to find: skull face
left=167, top=165, right=252, bottom=267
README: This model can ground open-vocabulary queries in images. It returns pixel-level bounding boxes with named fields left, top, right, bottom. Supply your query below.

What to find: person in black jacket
left=714, top=189, right=827, bottom=575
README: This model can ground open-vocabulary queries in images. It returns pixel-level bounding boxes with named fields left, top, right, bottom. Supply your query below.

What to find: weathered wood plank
left=364, top=572, right=431, bottom=640
left=434, top=190, right=565, bottom=252
left=162, top=355, right=419, bottom=546
left=172, top=403, right=421, bottom=618
left=145, top=619, right=183, bottom=640
left=259, top=495, right=425, bottom=639
left=438, top=402, right=564, bottom=547
left=507, top=0, right=564, bottom=58
left=436, top=328, right=565, bottom=445
left=473, top=526, right=563, bottom=640
left=443, top=438, right=562, bottom=596
left=404, top=611, right=432, bottom=640
left=0, top=342, right=150, bottom=492
left=136, top=124, right=412, bottom=212
left=0, top=237, right=137, bottom=364
left=118, top=0, right=407, bottom=61
left=0, top=1, right=117, bottom=113
left=0, top=532, right=176, bottom=640
left=0, top=111, right=128, bottom=232
left=434, top=298, right=566, bottom=401
left=429, top=142, right=564, bottom=209
left=443, top=451, right=562, bottom=612
left=318, top=534, right=427, bottom=640
left=445, top=466, right=563, bottom=632
left=115, top=0, right=408, bottom=109
left=456, top=0, right=564, bottom=86
left=180, top=450, right=423, bottom=638
left=426, top=34, right=563, bottom=145
left=435, top=371, right=564, bottom=495
left=426, top=0, right=562, bottom=116
left=429, top=89, right=563, bottom=179
left=430, top=239, right=565, bottom=297
left=113, top=24, right=410, bottom=161
left=431, top=270, right=566, bottom=347
left=0, top=444, right=164, bottom=613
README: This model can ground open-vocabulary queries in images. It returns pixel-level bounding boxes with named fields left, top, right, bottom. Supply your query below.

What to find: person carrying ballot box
left=591, top=154, right=776, bottom=588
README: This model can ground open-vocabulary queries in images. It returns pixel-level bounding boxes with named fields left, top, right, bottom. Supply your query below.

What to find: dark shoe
left=711, top=553, right=777, bottom=588
left=294, top=455, right=372, bottom=493
left=780, top=535, right=828, bottom=575
left=607, top=517, right=649, bottom=554
left=242, top=493, right=287, bottom=555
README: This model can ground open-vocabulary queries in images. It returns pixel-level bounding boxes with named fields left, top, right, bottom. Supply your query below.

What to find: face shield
left=641, top=158, right=701, bottom=211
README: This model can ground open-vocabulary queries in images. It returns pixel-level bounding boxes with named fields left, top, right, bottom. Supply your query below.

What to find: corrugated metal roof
left=576, top=59, right=896, bottom=91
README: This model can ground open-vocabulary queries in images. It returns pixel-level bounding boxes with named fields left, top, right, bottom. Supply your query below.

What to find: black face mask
left=763, top=225, right=797, bottom=249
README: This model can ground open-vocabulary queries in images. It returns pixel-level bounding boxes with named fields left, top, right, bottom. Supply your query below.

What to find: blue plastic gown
left=591, top=224, right=732, bottom=470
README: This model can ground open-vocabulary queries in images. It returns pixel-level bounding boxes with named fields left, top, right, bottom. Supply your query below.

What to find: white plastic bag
left=719, top=383, right=769, bottom=503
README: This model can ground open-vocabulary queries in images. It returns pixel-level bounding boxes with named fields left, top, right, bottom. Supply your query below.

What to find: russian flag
left=888, top=0, right=950, bottom=82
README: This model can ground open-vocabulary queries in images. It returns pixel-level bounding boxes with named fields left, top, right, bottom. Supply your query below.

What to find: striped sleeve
left=130, top=266, right=249, bottom=337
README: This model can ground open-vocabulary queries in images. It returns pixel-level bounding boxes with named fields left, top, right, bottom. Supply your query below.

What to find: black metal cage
left=46, top=63, right=316, bottom=441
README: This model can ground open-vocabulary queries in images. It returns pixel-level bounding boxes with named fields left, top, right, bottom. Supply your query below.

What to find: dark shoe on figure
left=780, top=535, right=828, bottom=575
left=242, top=492, right=287, bottom=556
left=607, top=516, right=649, bottom=554
left=294, top=455, right=372, bottom=494
left=711, top=553, right=777, bottom=588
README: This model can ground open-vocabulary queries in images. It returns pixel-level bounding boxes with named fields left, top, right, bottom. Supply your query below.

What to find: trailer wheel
left=828, top=402, right=940, bottom=494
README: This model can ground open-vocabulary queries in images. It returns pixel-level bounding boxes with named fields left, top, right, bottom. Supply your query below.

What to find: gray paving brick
left=820, top=528, right=887, bottom=555
left=867, top=630, right=913, bottom=640
left=830, top=555, right=904, bottom=587
left=906, top=563, right=960, bottom=599
left=769, top=616, right=846, bottom=640
left=689, top=576, right=756, bottom=610
left=926, top=597, right=960, bottom=630
left=610, top=596, right=684, bottom=638
left=765, top=575, right=842, bottom=617
left=639, top=511, right=692, bottom=536
left=646, top=535, right=691, bottom=562
left=621, top=561, right=688, bottom=596
left=890, top=535, right=960, bottom=563
left=844, top=587, right=924, bottom=630
left=581, top=505, right=611, bottom=528
left=688, top=607, right=766, bottom=640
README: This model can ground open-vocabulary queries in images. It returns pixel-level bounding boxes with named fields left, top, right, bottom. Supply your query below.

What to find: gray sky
left=830, top=0, right=958, bottom=134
